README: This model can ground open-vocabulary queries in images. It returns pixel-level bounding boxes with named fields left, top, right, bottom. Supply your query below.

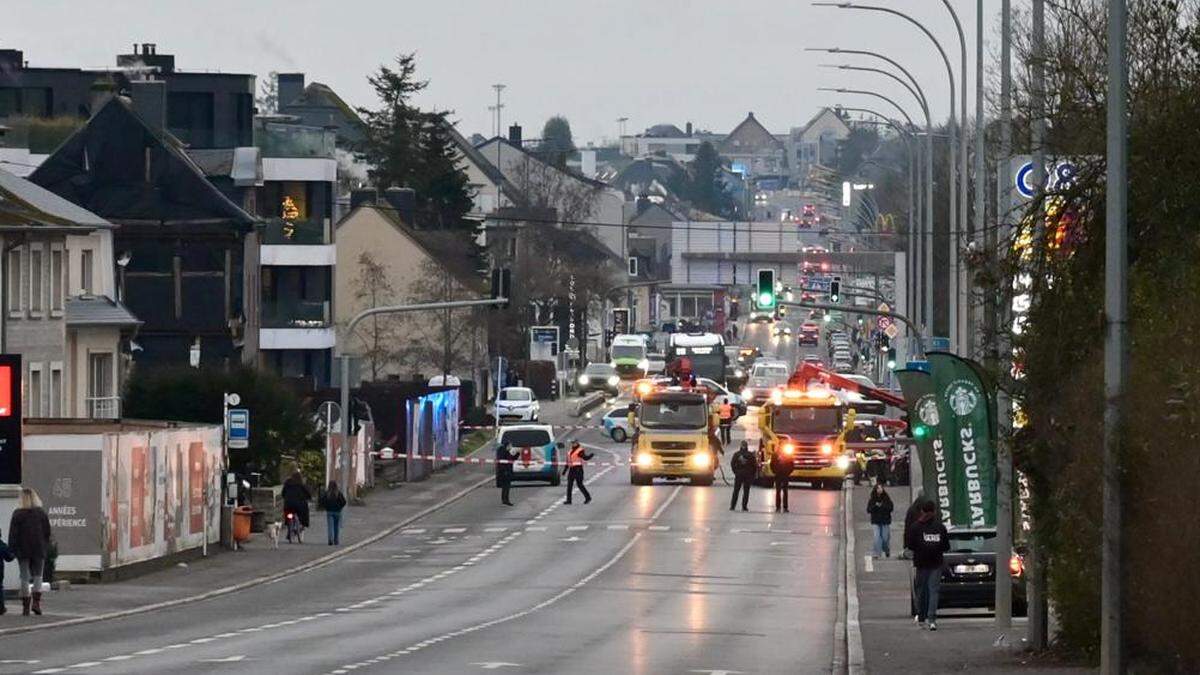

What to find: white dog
left=266, top=521, right=282, bottom=549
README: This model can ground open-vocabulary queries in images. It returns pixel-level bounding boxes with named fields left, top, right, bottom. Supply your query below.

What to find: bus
left=666, top=332, right=727, bottom=384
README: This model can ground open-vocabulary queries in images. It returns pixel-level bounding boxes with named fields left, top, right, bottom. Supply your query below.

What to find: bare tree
left=403, top=258, right=486, bottom=379
left=256, top=71, right=279, bottom=115
left=347, top=252, right=406, bottom=381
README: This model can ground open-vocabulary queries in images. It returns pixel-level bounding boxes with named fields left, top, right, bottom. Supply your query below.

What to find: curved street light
left=815, top=2, right=959, bottom=347
left=941, top=0, right=970, bottom=352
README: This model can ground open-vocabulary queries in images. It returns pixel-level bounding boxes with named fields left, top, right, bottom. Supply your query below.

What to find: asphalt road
left=0, top=325, right=843, bottom=675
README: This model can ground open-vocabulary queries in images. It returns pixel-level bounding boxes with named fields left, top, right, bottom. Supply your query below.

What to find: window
left=88, top=352, right=115, bottom=418
left=29, top=246, right=43, bottom=313
left=6, top=247, right=21, bottom=314
left=50, top=248, right=64, bottom=313
left=28, top=363, right=42, bottom=417
left=80, top=249, right=94, bottom=294
left=49, top=363, right=62, bottom=417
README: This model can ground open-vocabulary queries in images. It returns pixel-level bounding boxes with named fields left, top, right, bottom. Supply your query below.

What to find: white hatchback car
left=494, top=387, right=540, bottom=424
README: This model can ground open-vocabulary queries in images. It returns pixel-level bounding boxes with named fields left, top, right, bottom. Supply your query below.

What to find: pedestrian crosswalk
left=397, top=523, right=837, bottom=538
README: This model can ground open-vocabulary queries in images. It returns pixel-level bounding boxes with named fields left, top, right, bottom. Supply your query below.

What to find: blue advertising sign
left=228, top=408, right=250, bottom=449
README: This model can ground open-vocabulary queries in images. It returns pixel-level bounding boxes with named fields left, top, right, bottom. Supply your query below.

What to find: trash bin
left=233, top=506, right=254, bottom=543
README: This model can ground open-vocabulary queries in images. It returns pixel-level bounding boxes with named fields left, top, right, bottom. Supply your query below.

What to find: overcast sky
left=6, top=0, right=994, bottom=143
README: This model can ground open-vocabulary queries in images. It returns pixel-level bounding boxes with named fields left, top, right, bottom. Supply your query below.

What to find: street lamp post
left=942, top=0, right=970, bottom=354
left=815, top=2, right=959, bottom=349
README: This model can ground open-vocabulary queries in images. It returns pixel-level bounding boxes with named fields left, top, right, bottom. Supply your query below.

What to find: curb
left=573, top=392, right=607, bottom=417
left=833, top=485, right=848, bottom=673
left=844, top=482, right=865, bottom=674
left=0, top=473, right=494, bottom=638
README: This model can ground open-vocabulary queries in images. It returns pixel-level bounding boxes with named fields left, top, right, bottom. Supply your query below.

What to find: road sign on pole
left=884, top=323, right=900, bottom=340
left=227, top=408, right=250, bottom=449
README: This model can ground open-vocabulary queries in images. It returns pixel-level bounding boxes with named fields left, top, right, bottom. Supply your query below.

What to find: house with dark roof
left=333, top=192, right=486, bottom=384
left=28, top=93, right=257, bottom=371
left=720, top=111, right=788, bottom=180
left=0, top=166, right=139, bottom=419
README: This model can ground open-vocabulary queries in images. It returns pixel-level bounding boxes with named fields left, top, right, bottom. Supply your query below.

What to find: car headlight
left=607, top=375, right=620, bottom=386
left=689, top=453, right=712, bottom=468
left=741, top=388, right=752, bottom=399
left=638, top=359, right=650, bottom=371
left=835, top=455, right=851, bottom=470
left=735, top=369, right=745, bottom=378
left=820, top=442, right=834, bottom=455
left=781, top=443, right=796, bottom=456
left=578, top=375, right=589, bottom=385
left=636, top=453, right=654, bottom=468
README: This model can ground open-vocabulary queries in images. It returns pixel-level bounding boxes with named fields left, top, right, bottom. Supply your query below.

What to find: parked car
left=493, top=386, right=540, bottom=423
left=601, top=406, right=634, bottom=443
left=696, top=378, right=747, bottom=418
left=577, top=362, right=620, bottom=395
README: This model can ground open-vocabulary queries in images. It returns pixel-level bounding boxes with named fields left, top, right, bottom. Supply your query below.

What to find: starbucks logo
left=918, top=398, right=940, bottom=427
left=948, top=385, right=978, bottom=416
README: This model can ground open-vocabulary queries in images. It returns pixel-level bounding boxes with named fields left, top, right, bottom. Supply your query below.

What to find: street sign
left=877, top=302, right=891, bottom=313
left=227, top=409, right=250, bottom=450
left=884, top=323, right=900, bottom=340
left=877, top=315, right=894, bottom=330
left=529, top=326, right=560, bottom=360
left=611, top=308, right=630, bottom=335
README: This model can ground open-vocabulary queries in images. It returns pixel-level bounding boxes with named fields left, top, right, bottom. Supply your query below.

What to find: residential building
left=29, top=93, right=256, bottom=370
left=786, top=107, right=852, bottom=185
left=719, top=112, right=788, bottom=184
left=0, top=167, right=139, bottom=419
left=618, top=123, right=713, bottom=163
left=333, top=192, right=485, bottom=385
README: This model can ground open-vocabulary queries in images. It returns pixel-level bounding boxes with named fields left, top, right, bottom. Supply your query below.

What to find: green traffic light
left=886, top=359, right=897, bottom=369
left=912, top=424, right=929, bottom=439
left=758, top=292, right=774, bottom=306
left=823, top=314, right=831, bottom=323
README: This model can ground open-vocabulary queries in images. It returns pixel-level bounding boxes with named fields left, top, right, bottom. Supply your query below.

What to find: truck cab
left=630, top=388, right=718, bottom=486
left=756, top=387, right=856, bottom=490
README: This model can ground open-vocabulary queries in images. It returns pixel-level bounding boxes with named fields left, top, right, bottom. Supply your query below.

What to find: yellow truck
left=756, top=387, right=856, bottom=490
left=630, top=388, right=719, bottom=486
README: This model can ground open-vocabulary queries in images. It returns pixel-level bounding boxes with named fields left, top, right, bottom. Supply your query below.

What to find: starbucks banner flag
left=895, top=369, right=952, bottom=519
left=927, top=352, right=997, bottom=529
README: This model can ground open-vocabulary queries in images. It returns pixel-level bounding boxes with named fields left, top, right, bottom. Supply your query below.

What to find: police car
left=495, top=424, right=560, bottom=486
left=600, top=406, right=634, bottom=442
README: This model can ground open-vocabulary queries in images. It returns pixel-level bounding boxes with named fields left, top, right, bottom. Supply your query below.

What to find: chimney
left=686, top=122, right=693, bottom=137
left=508, top=123, right=522, bottom=145
left=131, top=79, right=167, bottom=133
left=0, top=50, right=23, bottom=74
left=382, top=187, right=417, bottom=226
left=350, top=188, right=378, bottom=210
left=116, top=42, right=175, bottom=73
left=277, top=73, right=304, bottom=109
left=581, top=149, right=597, bottom=178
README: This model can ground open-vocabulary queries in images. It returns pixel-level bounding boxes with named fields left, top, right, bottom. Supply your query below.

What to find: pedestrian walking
left=563, top=440, right=594, bottom=505
left=731, top=323, right=739, bottom=339
left=905, top=501, right=950, bottom=630
left=717, top=397, right=734, bottom=446
left=769, top=445, right=794, bottom=513
left=902, top=490, right=931, bottom=560
left=281, top=470, right=312, bottom=543
left=0, top=526, right=14, bottom=615
left=319, top=481, right=347, bottom=545
left=729, top=441, right=756, bottom=511
left=495, top=441, right=519, bottom=506
left=866, top=481, right=894, bottom=558
left=8, top=487, right=51, bottom=616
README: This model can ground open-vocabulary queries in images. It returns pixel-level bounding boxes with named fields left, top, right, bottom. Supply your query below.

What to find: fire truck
left=630, top=385, right=719, bottom=486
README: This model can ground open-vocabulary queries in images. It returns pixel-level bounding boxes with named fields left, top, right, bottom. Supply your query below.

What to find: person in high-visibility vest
left=562, top=440, right=595, bottom=505
left=717, top=397, right=734, bottom=446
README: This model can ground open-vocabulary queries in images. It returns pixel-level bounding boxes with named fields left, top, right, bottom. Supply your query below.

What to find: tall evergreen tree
left=687, top=141, right=736, bottom=218
left=417, top=110, right=482, bottom=265
left=355, top=53, right=427, bottom=191
left=540, top=115, right=576, bottom=168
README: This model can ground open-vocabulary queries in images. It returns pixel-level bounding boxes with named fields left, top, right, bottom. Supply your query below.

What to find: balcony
left=87, top=396, right=120, bottom=420
left=262, top=218, right=329, bottom=245
left=254, top=121, right=335, bottom=159
left=261, top=299, right=330, bottom=329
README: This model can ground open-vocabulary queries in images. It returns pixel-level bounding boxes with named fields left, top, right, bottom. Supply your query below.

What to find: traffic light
left=886, top=347, right=897, bottom=370
left=902, top=413, right=929, bottom=441
left=490, top=268, right=511, bottom=310
left=756, top=269, right=776, bottom=309
left=830, top=276, right=841, bottom=303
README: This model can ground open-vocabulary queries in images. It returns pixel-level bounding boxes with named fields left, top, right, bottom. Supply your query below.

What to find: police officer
left=717, top=397, right=734, bottom=445
left=495, top=442, right=519, bottom=506
left=626, top=402, right=638, bottom=449
left=769, top=442, right=795, bottom=513
left=563, top=440, right=595, bottom=505
left=729, top=440, right=756, bottom=511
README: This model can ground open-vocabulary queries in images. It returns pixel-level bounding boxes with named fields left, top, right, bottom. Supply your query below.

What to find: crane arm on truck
left=788, top=362, right=907, bottom=408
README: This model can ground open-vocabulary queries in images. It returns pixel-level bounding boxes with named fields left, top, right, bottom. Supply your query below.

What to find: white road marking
left=472, top=663, right=522, bottom=670
left=401, top=528, right=426, bottom=535
left=864, top=555, right=875, bottom=573
left=648, top=525, right=669, bottom=531
left=607, top=524, right=630, bottom=530
left=566, top=525, right=588, bottom=531
left=443, top=527, right=467, bottom=534
left=200, top=655, right=247, bottom=663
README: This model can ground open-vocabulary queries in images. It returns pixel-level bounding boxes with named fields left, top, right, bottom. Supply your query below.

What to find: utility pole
left=994, top=0, right=1015, bottom=633
left=490, top=83, right=507, bottom=137
left=1101, top=0, right=1128, bottom=671
left=1028, top=0, right=1049, bottom=651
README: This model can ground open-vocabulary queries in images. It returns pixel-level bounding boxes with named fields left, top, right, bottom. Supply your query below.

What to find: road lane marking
left=566, top=525, right=588, bottom=531
left=443, top=527, right=467, bottom=534
left=864, top=555, right=874, bottom=573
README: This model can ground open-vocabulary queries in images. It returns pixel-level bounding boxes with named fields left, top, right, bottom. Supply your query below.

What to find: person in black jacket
left=902, top=490, right=931, bottom=560
left=729, top=441, right=757, bottom=511
left=866, top=481, right=894, bottom=558
left=769, top=444, right=795, bottom=513
left=495, top=442, right=519, bottom=506
left=281, top=471, right=312, bottom=543
left=319, top=481, right=347, bottom=546
left=905, top=501, right=950, bottom=630
left=0, top=526, right=14, bottom=615
left=8, top=488, right=51, bottom=616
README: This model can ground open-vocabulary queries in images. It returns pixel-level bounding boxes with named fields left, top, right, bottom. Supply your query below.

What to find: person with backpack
left=866, top=481, right=894, bottom=558
left=319, top=481, right=347, bottom=546
left=729, top=440, right=757, bottom=511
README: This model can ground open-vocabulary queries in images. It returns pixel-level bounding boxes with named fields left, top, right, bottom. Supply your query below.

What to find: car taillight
left=1009, top=554, right=1024, bottom=576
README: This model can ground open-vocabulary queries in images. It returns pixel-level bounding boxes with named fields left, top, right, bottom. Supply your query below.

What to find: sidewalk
left=849, top=484, right=1094, bottom=674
